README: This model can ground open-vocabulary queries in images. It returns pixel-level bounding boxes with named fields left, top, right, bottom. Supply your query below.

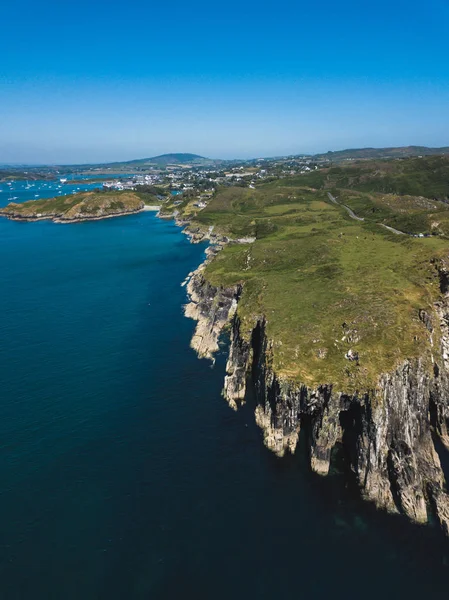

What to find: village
left=100, top=155, right=320, bottom=215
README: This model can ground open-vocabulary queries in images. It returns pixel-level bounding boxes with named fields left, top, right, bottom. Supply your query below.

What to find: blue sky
left=1, top=0, right=449, bottom=163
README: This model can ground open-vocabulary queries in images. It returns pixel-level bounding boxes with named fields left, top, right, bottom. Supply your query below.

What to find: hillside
left=116, top=153, right=219, bottom=168
left=294, top=155, right=449, bottom=200
left=134, top=153, right=206, bottom=165
left=0, top=190, right=145, bottom=222
left=313, top=146, right=449, bottom=162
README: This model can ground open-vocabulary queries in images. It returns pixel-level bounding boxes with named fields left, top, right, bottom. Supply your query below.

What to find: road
left=327, top=192, right=409, bottom=234
left=327, top=192, right=364, bottom=221
left=379, top=223, right=405, bottom=235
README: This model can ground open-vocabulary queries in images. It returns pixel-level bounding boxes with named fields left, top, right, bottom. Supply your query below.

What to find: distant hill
left=313, top=146, right=449, bottom=162
left=61, top=153, right=223, bottom=171
left=121, top=153, right=219, bottom=167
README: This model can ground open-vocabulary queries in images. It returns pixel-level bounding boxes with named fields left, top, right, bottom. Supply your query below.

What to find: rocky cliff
left=184, top=259, right=449, bottom=536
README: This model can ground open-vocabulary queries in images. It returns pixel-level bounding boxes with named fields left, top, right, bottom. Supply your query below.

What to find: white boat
left=60, top=178, right=67, bottom=184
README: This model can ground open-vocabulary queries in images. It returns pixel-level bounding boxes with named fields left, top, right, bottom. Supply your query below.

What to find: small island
left=0, top=190, right=146, bottom=223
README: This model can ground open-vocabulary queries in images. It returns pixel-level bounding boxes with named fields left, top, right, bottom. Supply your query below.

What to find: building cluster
left=100, top=156, right=320, bottom=200
left=102, top=173, right=161, bottom=191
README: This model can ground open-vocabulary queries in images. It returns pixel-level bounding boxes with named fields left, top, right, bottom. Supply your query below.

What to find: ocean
left=1, top=179, right=448, bottom=599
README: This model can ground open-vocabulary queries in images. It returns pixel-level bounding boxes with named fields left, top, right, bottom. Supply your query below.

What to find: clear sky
left=1, top=0, right=449, bottom=164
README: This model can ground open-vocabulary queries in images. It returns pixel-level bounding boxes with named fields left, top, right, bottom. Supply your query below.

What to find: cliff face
left=184, top=262, right=449, bottom=536
left=184, top=269, right=239, bottom=361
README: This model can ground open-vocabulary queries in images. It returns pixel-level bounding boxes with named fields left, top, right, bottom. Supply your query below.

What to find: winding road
left=327, top=192, right=364, bottom=221
left=327, top=192, right=407, bottom=235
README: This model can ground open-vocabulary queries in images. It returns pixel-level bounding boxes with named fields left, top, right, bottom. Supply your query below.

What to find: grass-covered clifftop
left=179, top=174, right=449, bottom=392
left=0, top=190, right=145, bottom=222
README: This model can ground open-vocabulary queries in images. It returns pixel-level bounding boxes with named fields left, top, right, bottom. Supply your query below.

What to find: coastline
left=4, top=191, right=449, bottom=537
left=162, top=209, right=449, bottom=537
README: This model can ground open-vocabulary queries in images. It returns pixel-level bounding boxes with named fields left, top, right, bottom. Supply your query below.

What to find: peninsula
left=0, top=190, right=146, bottom=223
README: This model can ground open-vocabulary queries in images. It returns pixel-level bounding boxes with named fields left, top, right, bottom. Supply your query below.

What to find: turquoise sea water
left=1, top=180, right=449, bottom=599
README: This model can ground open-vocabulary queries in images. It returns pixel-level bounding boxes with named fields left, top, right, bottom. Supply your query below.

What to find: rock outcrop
left=184, top=269, right=239, bottom=361
left=184, top=261, right=449, bottom=536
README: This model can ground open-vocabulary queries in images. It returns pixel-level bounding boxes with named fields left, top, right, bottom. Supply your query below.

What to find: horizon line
left=2, top=143, right=449, bottom=168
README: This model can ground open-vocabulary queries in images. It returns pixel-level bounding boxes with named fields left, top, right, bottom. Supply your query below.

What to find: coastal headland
left=164, top=154, right=449, bottom=537
left=0, top=190, right=147, bottom=223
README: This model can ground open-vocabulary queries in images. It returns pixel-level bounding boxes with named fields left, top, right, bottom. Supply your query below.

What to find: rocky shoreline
left=173, top=210, right=449, bottom=536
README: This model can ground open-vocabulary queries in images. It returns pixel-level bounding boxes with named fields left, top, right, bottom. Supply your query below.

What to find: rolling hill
left=313, top=146, right=449, bottom=162
left=294, top=154, right=449, bottom=200
left=119, top=153, right=219, bottom=167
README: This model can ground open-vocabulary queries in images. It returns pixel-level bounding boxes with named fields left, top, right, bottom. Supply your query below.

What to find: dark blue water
left=1, top=183, right=449, bottom=599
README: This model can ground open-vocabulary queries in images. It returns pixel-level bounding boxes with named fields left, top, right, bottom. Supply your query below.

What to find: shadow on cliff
left=241, top=370, right=449, bottom=577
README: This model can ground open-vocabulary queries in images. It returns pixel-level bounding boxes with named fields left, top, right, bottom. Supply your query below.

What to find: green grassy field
left=333, top=190, right=449, bottom=236
left=183, top=181, right=448, bottom=391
